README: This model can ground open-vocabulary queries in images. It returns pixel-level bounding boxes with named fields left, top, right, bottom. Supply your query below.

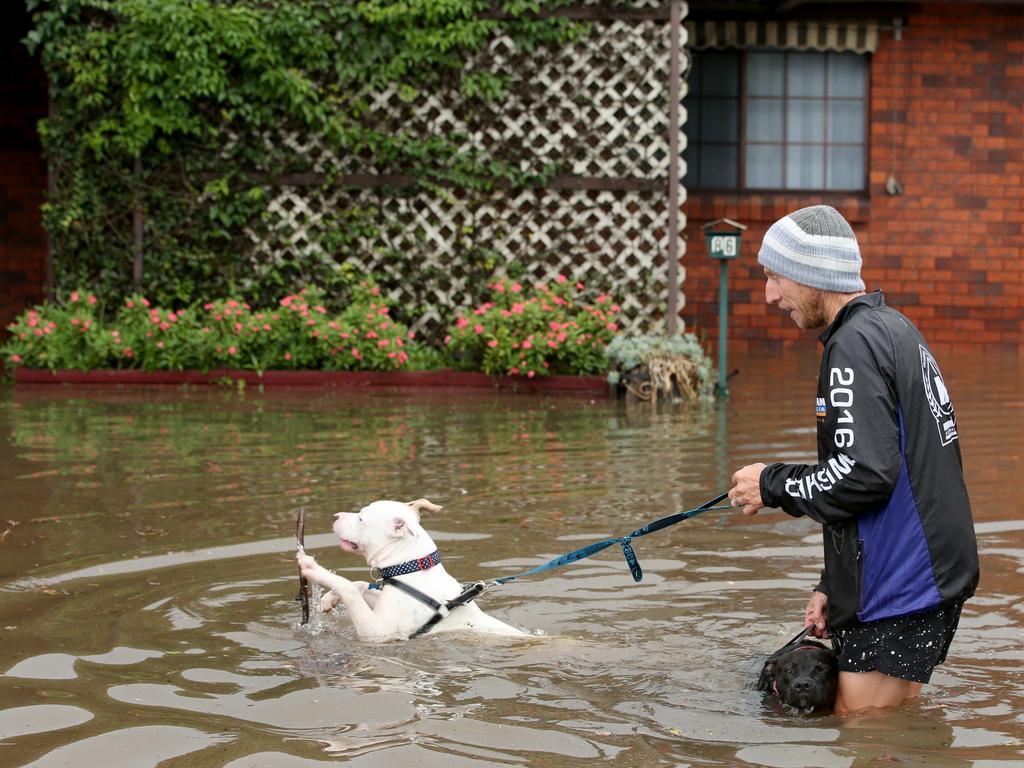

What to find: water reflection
left=0, top=346, right=1022, bottom=767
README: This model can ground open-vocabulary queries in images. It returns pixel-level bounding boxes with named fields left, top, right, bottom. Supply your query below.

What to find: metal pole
left=665, top=0, right=682, bottom=336
left=717, top=259, right=729, bottom=396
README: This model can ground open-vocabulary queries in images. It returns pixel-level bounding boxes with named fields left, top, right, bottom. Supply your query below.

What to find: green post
left=702, top=218, right=747, bottom=398
left=718, top=258, right=729, bottom=396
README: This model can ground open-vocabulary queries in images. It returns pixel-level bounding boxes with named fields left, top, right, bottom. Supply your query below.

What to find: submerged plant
left=604, top=333, right=715, bottom=402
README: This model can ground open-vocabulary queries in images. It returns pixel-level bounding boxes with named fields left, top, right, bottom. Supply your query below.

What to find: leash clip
left=369, top=566, right=382, bottom=587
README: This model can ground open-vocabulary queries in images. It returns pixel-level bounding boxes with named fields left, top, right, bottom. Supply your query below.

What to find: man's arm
left=733, top=324, right=903, bottom=524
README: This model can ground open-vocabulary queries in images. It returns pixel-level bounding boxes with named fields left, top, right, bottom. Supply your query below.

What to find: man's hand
left=729, top=463, right=766, bottom=516
left=805, top=590, right=829, bottom=638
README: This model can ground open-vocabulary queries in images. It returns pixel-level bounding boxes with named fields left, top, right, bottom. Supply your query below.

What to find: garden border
left=13, top=368, right=612, bottom=395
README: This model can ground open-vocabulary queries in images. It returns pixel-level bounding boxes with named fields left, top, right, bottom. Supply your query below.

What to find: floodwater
left=0, top=346, right=1021, bottom=768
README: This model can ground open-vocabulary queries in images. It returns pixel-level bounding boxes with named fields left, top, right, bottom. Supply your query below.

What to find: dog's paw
left=297, top=552, right=323, bottom=580
left=319, top=591, right=341, bottom=613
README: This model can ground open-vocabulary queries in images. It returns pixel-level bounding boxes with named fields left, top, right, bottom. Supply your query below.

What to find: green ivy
left=27, top=0, right=585, bottom=311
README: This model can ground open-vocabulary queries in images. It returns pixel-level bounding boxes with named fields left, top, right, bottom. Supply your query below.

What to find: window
left=683, top=49, right=867, bottom=191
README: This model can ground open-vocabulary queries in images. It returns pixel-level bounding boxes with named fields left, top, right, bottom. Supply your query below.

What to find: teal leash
left=491, top=491, right=731, bottom=586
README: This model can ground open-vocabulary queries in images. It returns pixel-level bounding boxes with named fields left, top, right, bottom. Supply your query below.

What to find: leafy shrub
left=2, top=281, right=432, bottom=374
left=445, top=276, right=621, bottom=377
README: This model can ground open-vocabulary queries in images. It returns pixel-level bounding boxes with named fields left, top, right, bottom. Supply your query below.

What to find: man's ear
left=390, top=516, right=419, bottom=539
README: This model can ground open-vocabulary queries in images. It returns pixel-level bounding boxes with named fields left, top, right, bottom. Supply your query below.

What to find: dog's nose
left=792, top=680, right=812, bottom=692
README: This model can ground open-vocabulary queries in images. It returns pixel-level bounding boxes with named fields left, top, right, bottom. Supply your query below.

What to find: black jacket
left=759, top=291, right=979, bottom=629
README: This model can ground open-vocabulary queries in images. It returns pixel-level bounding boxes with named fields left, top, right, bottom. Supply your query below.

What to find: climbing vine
left=26, top=0, right=585, bottom=310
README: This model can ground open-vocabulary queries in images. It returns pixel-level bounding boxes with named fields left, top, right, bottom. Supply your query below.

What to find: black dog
left=757, top=628, right=838, bottom=712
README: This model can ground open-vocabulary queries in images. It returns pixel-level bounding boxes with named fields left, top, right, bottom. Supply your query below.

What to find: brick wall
left=682, top=2, right=1024, bottom=351
left=0, top=5, right=48, bottom=336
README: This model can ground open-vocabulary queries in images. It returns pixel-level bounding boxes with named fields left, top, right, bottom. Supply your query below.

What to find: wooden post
left=45, top=98, right=55, bottom=298
left=666, top=0, right=682, bottom=336
left=132, top=156, right=143, bottom=289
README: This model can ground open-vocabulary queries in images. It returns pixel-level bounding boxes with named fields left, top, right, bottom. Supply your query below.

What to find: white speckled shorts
left=832, top=601, right=965, bottom=684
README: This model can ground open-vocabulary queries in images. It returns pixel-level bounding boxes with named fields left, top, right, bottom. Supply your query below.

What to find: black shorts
left=832, top=601, right=965, bottom=684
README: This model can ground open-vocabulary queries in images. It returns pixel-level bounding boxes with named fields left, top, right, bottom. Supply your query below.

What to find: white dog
left=296, top=499, right=526, bottom=642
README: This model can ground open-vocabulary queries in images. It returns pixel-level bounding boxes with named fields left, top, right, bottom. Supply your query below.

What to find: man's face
left=764, top=269, right=828, bottom=330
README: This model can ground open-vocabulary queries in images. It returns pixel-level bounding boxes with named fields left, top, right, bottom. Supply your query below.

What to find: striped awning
left=684, top=20, right=880, bottom=54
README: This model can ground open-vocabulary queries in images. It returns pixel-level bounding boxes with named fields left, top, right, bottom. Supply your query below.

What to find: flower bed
left=12, top=367, right=610, bottom=394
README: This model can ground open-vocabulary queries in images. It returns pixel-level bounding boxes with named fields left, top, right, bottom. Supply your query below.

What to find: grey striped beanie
left=757, top=205, right=865, bottom=293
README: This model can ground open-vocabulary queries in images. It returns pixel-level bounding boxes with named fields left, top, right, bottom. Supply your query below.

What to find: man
left=728, top=205, right=979, bottom=715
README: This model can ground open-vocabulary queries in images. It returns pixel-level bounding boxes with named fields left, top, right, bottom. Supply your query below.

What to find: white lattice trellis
left=245, top=4, right=689, bottom=338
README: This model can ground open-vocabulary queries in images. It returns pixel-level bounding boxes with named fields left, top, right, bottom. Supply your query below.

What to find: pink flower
left=351, top=348, right=362, bottom=359
left=522, top=339, right=533, bottom=349
left=511, top=303, right=525, bottom=315
left=456, top=317, right=469, bottom=329
left=556, top=274, right=568, bottom=283
left=168, top=312, right=178, bottom=322
left=11, top=354, right=22, bottom=363
left=307, top=319, right=315, bottom=326
left=511, top=283, right=522, bottom=293
left=214, top=314, right=222, bottom=321
left=127, top=300, right=136, bottom=309
left=284, top=352, right=292, bottom=361
left=87, top=295, right=97, bottom=305
left=558, top=332, right=567, bottom=342
left=527, top=370, right=536, bottom=378
left=203, top=302, right=213, bottom=310
left=122, top=347, right=134, bottom=358
left=227, top=346, right=237, bottom=355
left=378, top=339, right=390, bottom=347
left=156, top=341, right=165, bottom=349
left=510, top=366, right=520, bottom=375
left=388, top=351, right=396, bottom=358
left=370, top=286, right=380, bottom=296
left=71, top=318, right=80, bottom=326
left=492, top=282, right=505, bottom=293
left=340, top=332, right=349, bottom=339
left=576, top=282, right=585, bottom=290
left=606, top=322, right=618, bottom=331
left=70, top=291, right=80, bottom=303
left=473, top=324, right=484, bottom=334
left=380, top=322, right=389, bottom=330
left=407, top=330, right=416, bottom=340
left=263, top=324, right=271, bottom=331
left=444, top=335, right=452, bottom=344
left=366, top=330, right=378, bottom=339
left=487, top=339, right=498, bottom=348
left=547, top=340, right=558, bottom=349
left=160, top=322, right=170, bottom=331
left=141, top=298, right=150, bottom=307
left=549, top=321, right=560, bottom=331
left=315, top=305, right=327, bottom=314
left=280, top=297, right=293, bottom=307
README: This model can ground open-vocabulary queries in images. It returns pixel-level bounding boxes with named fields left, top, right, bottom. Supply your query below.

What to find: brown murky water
left=1, top=347, right=1022, bottom=767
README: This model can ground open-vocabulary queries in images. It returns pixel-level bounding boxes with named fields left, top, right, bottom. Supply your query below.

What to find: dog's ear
left=405, top=499, right=442, bottom=522
left=389, top=515, right=420, bottom=539
left=756, top=660, right=777, bottom=692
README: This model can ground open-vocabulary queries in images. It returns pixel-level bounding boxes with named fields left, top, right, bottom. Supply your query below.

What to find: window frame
left=684, top=48, right=871, bottom=194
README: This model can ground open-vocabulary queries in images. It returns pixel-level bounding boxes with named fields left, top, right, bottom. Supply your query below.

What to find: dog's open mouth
left=339, top=539, right=360, bottom=552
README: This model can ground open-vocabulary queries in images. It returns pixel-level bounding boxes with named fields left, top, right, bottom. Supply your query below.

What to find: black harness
left=369, top=549, right=489, bottom=639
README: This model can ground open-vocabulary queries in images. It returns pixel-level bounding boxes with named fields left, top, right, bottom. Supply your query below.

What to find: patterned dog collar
left=377, top=550, right=442, bottom=580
